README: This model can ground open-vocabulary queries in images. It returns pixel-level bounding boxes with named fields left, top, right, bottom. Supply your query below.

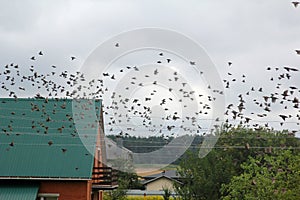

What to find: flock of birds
left=0, top=45, right=299, bottom=141
left=0, top=2, right=300, bottom=151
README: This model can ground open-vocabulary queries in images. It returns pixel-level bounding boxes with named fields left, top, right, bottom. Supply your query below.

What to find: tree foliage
left=221, top=149, right=300, bottom=200
left=104, top=158, right=144, bottom=200
left=175, top=149, right=236, bottom=200
left=174, top=126, right=300, bottom=199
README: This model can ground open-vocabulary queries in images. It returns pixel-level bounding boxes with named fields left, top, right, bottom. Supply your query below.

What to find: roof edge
left=143, top=175, right=183, bottom=185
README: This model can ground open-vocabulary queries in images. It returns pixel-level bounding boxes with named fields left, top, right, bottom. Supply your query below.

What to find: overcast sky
left=1, top=0, right=299, bottom=68
left=1, top=0, right=300, bottom=135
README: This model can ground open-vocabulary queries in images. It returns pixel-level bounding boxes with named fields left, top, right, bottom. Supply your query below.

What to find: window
left=37, top=193, right=59, bottom=200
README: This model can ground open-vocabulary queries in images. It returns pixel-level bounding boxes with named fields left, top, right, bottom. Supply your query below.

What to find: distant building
left=0, top=98, right=117, bottom=200
left=142, top=170, right=182, bottom=192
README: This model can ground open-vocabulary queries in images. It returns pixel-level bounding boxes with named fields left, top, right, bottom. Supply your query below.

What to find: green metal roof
left=0, top=183, right=39, bottom=200
left=0, top=98, right=102, bottom=179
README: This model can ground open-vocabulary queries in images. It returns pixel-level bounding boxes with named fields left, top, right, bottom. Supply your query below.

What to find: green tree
left=103, top=188, right=127, bottom=200
left=175, top=126, right=300, bottom=200
left=162, top=187, right=172, bottom=200
left=104, top=158, right=143, bottom=200
left=175, top=149, right=236, bottom=200
left=221, top=149, right=300, bottom=200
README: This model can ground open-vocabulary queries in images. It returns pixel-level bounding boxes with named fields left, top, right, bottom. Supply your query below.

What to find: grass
left=126, top=196, right=178, bottom=200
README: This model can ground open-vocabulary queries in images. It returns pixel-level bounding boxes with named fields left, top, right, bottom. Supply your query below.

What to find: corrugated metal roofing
left=0, top=98, right=102, bottom=179
left=0, top=184, right=39, bottom=200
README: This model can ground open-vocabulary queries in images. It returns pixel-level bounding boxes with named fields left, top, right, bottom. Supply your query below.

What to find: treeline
left=106, top=134, right=203, bottom=164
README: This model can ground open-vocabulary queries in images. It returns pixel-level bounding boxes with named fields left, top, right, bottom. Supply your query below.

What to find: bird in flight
left=292, top=1, right=300, bottom=8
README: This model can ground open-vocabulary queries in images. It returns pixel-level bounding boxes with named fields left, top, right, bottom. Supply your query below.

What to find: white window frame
left=37, top=193, right=60, bottom=200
